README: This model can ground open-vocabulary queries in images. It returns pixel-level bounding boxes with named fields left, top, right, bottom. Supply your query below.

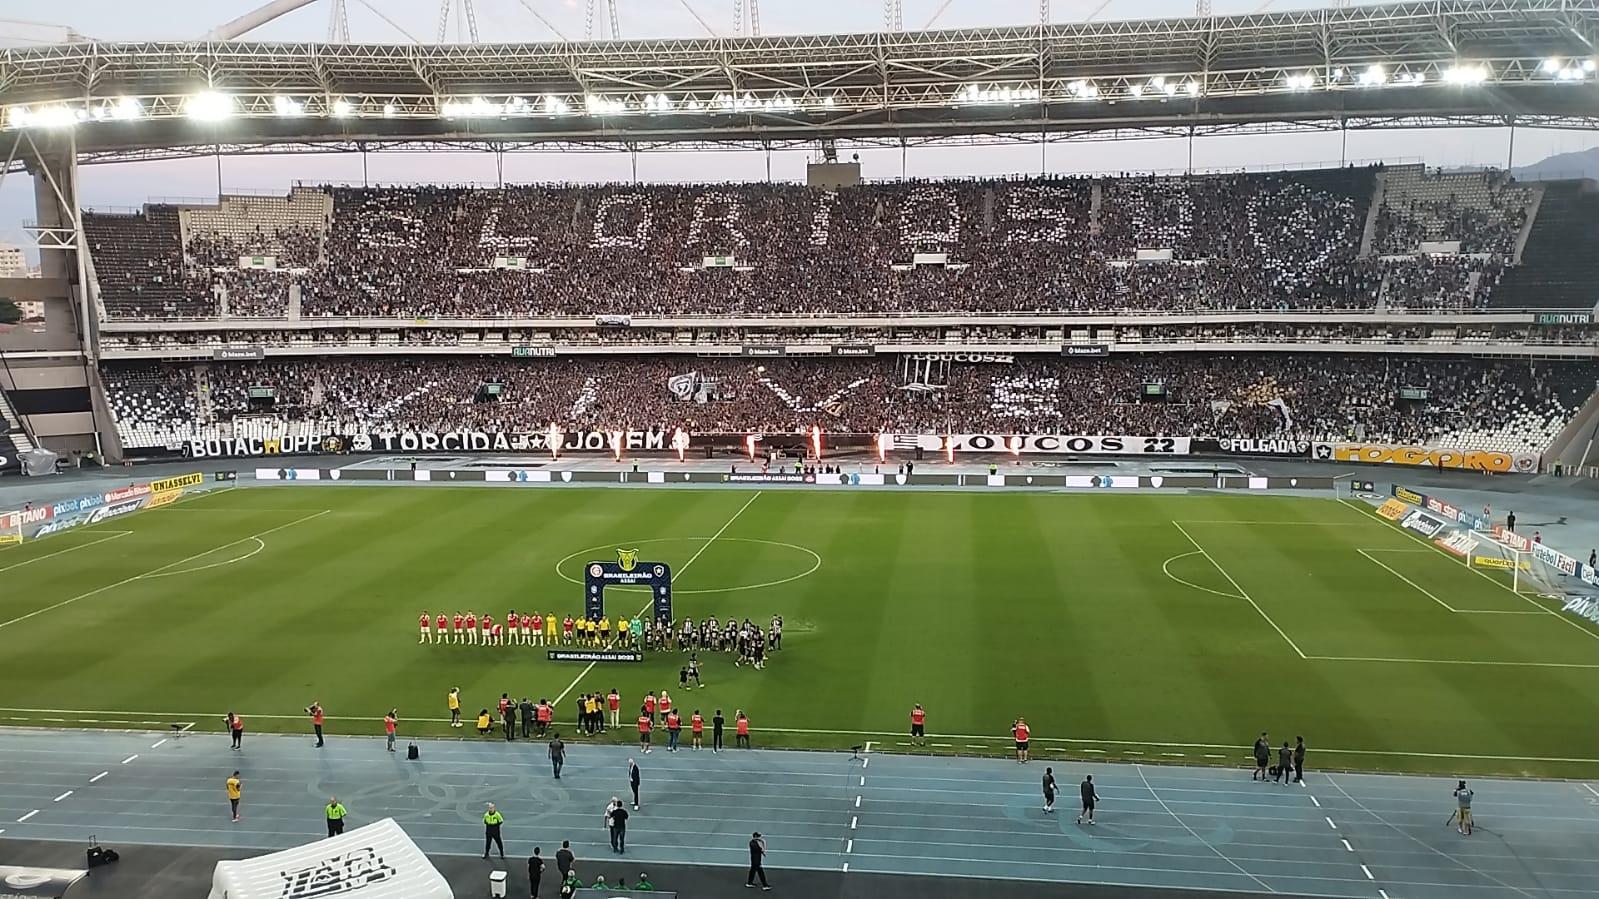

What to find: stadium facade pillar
left=19, top=131, right=115, bottom=462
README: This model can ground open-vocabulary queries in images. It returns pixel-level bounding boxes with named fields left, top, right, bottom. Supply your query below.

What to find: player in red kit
left=452, top=612, right=464, bottom=644
left=520, top=614, right=533, bottom=646
left=419, top=611, right=431, bottom=644
left=506, top=610, right=519, bottom=644
left=465, top=612, right=478, bottom=645
left=482, top=614, right=496, bottom=647
left=529, top=612, right=543, bottom=646
left=435, top=613, right=447, bottom=644
left=562, top=616, right=575, bottom=645
left=492, top=620, right=504, bottom=646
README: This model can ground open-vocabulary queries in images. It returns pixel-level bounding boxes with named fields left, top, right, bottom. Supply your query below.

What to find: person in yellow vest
left=226, top=771, right=242, bottom=822
left=477, top=709, right=493, bottom=735
left=325, top=796, right=348, bottom=837
left=483, top=802, right=506, bottom=859
left=448, top=687, right=462, bottom=728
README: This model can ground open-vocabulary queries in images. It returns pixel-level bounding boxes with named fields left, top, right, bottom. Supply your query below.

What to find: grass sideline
left=1, top=485, right=1597, bottom=779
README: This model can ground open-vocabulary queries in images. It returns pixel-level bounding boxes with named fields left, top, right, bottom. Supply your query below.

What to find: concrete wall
left=25, top=411, right=94, bottom=437
left=0, top=364, right=88, bottom=391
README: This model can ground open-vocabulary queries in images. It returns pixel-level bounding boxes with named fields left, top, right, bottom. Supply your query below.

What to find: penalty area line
left=0, top=510, right=331, bottom=633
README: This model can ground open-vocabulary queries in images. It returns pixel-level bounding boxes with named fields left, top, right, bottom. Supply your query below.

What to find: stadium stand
left=101, top=356, right=1599, bottom=455
left=1492, top=180, right=1599, bottom=310
left=81, top=165, right=1565, bottom=319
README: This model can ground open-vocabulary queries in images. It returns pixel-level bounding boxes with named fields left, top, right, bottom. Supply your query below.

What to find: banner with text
left=1215, top=438, right=1311, bottom=457
left=1315, top=443, right=1536, bottom=474
left=885, top=434, right=1190, bottom=455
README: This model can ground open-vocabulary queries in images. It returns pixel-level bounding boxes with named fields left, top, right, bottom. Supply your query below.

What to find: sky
left=3, top=0, right=1598, bottom=260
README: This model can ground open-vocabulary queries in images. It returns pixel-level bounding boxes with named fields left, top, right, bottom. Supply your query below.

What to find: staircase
left=0, top=389, right=34, bottom=452
left=1491, top=180, right=1599, bottom=310
left=1359, top=169, right=1387, bottom=257
left=1544, top=381, right=1599, bottom=473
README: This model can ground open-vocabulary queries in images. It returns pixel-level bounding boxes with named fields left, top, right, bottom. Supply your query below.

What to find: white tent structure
left=207, top=818, right=452, bottom=899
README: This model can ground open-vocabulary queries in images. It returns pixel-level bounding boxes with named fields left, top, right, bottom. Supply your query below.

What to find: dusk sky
left=4, top=0, right=1598, bottom=260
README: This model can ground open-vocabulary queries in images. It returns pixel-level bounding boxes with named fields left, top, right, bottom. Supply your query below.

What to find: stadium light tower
left=437, top=0, right=480, bottom=43
left=884, top=0, right=903, bottom=32
left=733, top=0, right=762, bottom=37
left=584, top=0, right=621, bottom=40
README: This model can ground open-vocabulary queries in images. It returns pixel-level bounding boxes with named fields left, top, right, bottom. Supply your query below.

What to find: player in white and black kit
left=770, top=615, right=782, bottom=650
left=751, top=631, right=767, bottom=670
left=680, top=617, right=695, bottom=650
left=1042, top=767, right=1057, bottom=813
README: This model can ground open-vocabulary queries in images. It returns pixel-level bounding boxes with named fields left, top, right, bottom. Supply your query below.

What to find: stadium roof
left=4, top=0, right=1599, bottom=166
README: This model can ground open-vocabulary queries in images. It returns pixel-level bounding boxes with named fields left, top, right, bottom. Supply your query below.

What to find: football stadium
left=3, top=2, right=1599, bottom=898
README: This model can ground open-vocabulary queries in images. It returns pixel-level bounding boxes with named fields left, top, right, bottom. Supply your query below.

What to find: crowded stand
left=80, top=165, right=1549, bottom=319
left=101, top=355, right=1597, bottom=455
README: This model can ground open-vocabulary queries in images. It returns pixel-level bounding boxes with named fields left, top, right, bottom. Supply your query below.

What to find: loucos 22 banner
left=885, top=435, right=1190, bottom=454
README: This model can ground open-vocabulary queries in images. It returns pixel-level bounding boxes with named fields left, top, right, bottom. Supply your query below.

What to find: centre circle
left=554, top=537, right=822, bottom=595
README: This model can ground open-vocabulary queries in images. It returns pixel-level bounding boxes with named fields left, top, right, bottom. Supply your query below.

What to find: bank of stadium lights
left=1542, top=57, right=1596, bottom=81
left=954, top=84, right=1041, bottom=106
left=186, top=91, right=234, bottom=121
left=1284, top=72, right=1316, bottom=91
left=1443, top=64, right=1489, bottom=85
left=273, top=96, right=305, bottom=117
left=1066, top=80, right=1099, bottom=100
left=1358, top=64, right=1387, bottom=87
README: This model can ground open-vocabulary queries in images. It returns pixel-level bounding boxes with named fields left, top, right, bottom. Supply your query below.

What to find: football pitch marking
left=137, top=537, right=267, bottom=580
left=1342, top=498, right=1599, bottom=643
left=1159, top=552, right=1245, bottom=601
left=552, top=491, right=763, bottom=707
left=0, top=530, right=131, bottom=573
left=1171, top=520, right=1307, bottom=659
left=554, top=536, right=821, bottom=595
left=0, top=510, right=331, bottom=633
left=4, top=705, right=1599, bottom=764
left=1132, top=763, right=1275, bottom=894
left=1356, top=548, right=1539, bottom=615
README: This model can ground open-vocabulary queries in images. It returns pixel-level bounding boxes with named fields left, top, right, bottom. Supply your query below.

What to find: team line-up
left=419, top=611, right=783, bottom=656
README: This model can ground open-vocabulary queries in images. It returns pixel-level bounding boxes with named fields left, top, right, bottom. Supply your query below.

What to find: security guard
left=325, top=796, right=348, bottom=837
left=483, top=802, right=506, bottom=859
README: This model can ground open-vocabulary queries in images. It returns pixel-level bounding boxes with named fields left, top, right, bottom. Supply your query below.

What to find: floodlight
left=187, top=91, right=234, bottom=121
left=1542, top=57, right=1562, bottom=73
left=1184, top=81, right=1199, bottom=96
left=109, top=97, right=143, bottom=120
left=1359, top=64, right=1387, bottom=86
left=1130, top=83, right=1144, bottom=97
left=274, top=96, right=305, bottom=117
left=383, top=103, right=397, bottom=117
left=1585, top=59, right=1597, bottom=72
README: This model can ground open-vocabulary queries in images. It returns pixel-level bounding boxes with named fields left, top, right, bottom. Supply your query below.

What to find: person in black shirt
left=1077, top=775, right=1099, bottom=825
left=1507, top=511, right=1516, bottom=533
left=746, top=832, right=770, bottom=890
left=555, top=841, right=575, bottom=879
left=1252, top=732, right=1270, bottom=781
left=629, top=758, right=642, bottom=810
left=520, top=698, right=534, bottom=739
left=1275, top=742, right=1293, bottom=785
left=549, top=734, right=565, bottom=779
left=528, top=847, right=546, bottom=898
left=1293, top=737, right=1307, bottom=783
left=712, top=709, right=726, bottom=753
left=1041, top=767, right=1057, bottom=813
left=610, top=803, right=630, bottom=853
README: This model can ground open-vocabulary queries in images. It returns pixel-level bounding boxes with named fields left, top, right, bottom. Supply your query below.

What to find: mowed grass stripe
left=1, top=486, right=1598, bottom=778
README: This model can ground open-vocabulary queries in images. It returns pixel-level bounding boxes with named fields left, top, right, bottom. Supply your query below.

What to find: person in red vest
left=910, top=704, right=927, bottom=747
left=307, top=701, right=325, bottom=748
left=643, top=692, right=657, bottom=723
left=690, top=709, right=705, bottom=750
left=608, top=689, right=622, bottom=729
left=536, top=699, right=552, bottom=737
left=665, top=710, right=682, bottom=752
left=1012, top=718, right=1031, bottom=763
left=658, top=691, right=673, bottom=719
left=735, top=710, right=751, bottom=749
left=637, top=710, right=653, bottom=754
left=225, top=712, right=244, bottom=750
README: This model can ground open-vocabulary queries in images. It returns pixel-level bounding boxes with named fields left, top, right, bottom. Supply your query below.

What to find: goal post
left=1467, top=534, right=1539, bottom=594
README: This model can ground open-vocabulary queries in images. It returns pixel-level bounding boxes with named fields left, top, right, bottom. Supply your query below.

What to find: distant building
left=0, top=244, right=24, bottom=278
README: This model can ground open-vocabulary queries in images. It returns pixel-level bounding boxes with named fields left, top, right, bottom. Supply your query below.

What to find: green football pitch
left=2, top=484, right=1597, bottom=778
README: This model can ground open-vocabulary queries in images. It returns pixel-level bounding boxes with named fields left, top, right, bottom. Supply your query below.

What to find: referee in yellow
left=483, top=802, right=506, bottom=859
left=226, top=771, right=241, bottom=822
left=325, top=796, right=348, bottom=837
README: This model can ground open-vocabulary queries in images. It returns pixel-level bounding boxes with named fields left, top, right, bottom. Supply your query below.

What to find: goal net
left=1466, top=535, right=1539, bottom=594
